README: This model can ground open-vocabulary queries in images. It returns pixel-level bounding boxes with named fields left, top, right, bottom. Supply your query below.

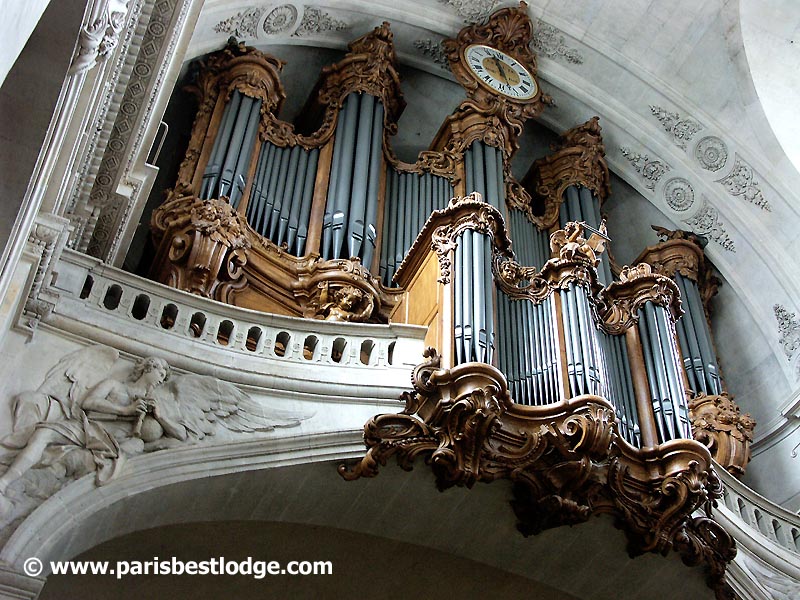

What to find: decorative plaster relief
left=620, top=147, right=671, bottom=191
left=69, top=0, right=133, bottom=75
left=649, top=105, right=702, bottom=150
left=532, top=20, right=584, bottom=65
left=413, top=39, right=450, bottom=70
left=716, top=156, right=772, bottom=211
left=681, top=198, right=735, bottom=252
left=83, top=0, right=183, bottom=259
left=663, top=177, right=695, bottom=212
left=694, top=136, right=728, bottom=172
left=438, top=0, right=499, bottom=23
left=263, top=4, right=298, bottom=34
left=0, top=346, right=309, bottom=526
left=213, top=6, right=265, bottom=38
left=774, top=304, right=800, bottom=362
left=292, top=6, right=348, bottom=36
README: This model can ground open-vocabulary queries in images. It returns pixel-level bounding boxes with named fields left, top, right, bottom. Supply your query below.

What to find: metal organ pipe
left=361, top=102, right=384, bottom=268
left=676, top=274, right=722, bottom=395
left=201, top=91, right=262, bottom=206
left=452, top=228, right=495, bottom=365
left=380, top=170, right=454, bottom=287
left=637, top=301, right=691, bottom=442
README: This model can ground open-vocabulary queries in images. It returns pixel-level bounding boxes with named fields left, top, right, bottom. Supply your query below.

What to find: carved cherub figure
left=318, top=283, right=375, bottom=322
left=550, top=220, right=607, bottom=265
left=0, top=345, right=309, bottom=516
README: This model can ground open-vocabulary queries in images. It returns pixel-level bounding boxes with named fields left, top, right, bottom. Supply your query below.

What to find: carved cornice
left=523, top=117, right=611, bottom=230
left=689, top=393, right=755, bottom=476
left=299, top=22, right=405, bottom=147
left=635, top=226, right=721, bottom=314
left=598, top=263, right=683, bottom=334
left=340, top=349, right=734, bottom=596
left=394, top=192, right=513, bottom=286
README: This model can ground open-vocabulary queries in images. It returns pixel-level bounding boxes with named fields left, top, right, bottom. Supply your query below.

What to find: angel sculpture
left=0, top=345, right=309, bottom=515
left=550, top=220, right=608, bottom=266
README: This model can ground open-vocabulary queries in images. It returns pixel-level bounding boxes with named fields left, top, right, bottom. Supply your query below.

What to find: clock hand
left=492, top=57, right=509, bottom=85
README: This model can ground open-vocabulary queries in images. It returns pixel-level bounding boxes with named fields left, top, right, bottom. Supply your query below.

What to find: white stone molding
left=0, top=564, right=44, bottom=600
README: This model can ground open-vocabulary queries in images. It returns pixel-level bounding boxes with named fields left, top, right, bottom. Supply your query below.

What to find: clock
left=463, top=44, right=537, bottom=100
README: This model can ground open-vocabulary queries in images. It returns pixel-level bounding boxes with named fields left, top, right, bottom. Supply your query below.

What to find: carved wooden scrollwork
left=340, top=348, right=734, bottom=596
left=492, top=222, right=604, bottom=305
left=523, top=117, right=611, bottom=230
left=598, top=263, right=683, bottom=334
left=394, top=192, right=513, bottom=286
left=150, top=195, right=251, bottom=302
left=442, top=2, right=549, bottom=119
left=297, top=22, right=405, bottom=148
left=689, top=393, right=755, bottom=475
left=637, top=226, right=721, bottom=315
left=172, top=40, right=287, bottom=196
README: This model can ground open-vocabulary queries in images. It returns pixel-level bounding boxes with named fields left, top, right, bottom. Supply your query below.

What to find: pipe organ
left=147, top=5, right=748, bottom=592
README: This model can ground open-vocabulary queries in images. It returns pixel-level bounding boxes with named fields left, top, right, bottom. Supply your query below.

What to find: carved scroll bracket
left=339, top=348, right=733, bottom=596
left=689, top=393, right=755, bottom=476
left=598, top=263, right=682, bottom=334
left=522, top=117, right=611, bottom=230
left=150, top=195, right=251, bottom=302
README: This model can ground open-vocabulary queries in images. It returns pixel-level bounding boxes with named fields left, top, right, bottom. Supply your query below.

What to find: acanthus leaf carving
left=716, top=156, right=772, bottom=211
left=649, top=105, right=704, bottom=150
left=150, top=195, right=252, bottom=301
left=340, top=348, right=733, bottom=596
left=620, top=146, right=671, bottom=192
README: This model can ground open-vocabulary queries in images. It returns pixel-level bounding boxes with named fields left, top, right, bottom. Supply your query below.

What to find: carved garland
left=689, top=393, right=755, bottom=476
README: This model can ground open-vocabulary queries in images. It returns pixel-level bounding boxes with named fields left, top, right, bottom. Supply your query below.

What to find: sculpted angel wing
left=10, top=345, right=120, bottom=433
left=549, top=229, right=568, bottom=254
left=153, top=374, right=311, bottom=441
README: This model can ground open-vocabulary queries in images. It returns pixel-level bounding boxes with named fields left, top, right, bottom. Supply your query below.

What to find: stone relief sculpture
left=0, top=345, right=310, bottom=519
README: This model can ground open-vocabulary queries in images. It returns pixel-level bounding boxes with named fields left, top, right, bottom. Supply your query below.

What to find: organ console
left=145, top=3, right=748, bottom=594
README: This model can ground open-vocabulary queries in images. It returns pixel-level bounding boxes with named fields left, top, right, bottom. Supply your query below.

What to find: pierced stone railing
left=40, top=250, right=426, bottom=379
left=717, top=466, right=799, bottom=555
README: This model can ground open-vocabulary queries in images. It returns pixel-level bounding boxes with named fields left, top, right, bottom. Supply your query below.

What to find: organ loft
left=136, top=4, right=754, bottom=597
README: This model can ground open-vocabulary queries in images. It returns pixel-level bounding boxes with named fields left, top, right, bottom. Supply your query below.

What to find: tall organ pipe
left=361, top=102, right=384, bottom=268
left=201, top=91, right=262, bottom=205
left=293, top=149, right=319, bottom=255
left=637, top=301, right=691, bottom=442
left=676, top=275, right=722, bottom=394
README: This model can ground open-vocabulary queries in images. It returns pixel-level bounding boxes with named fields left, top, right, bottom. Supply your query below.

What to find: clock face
left=464, top=44, right=537, bottom=100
